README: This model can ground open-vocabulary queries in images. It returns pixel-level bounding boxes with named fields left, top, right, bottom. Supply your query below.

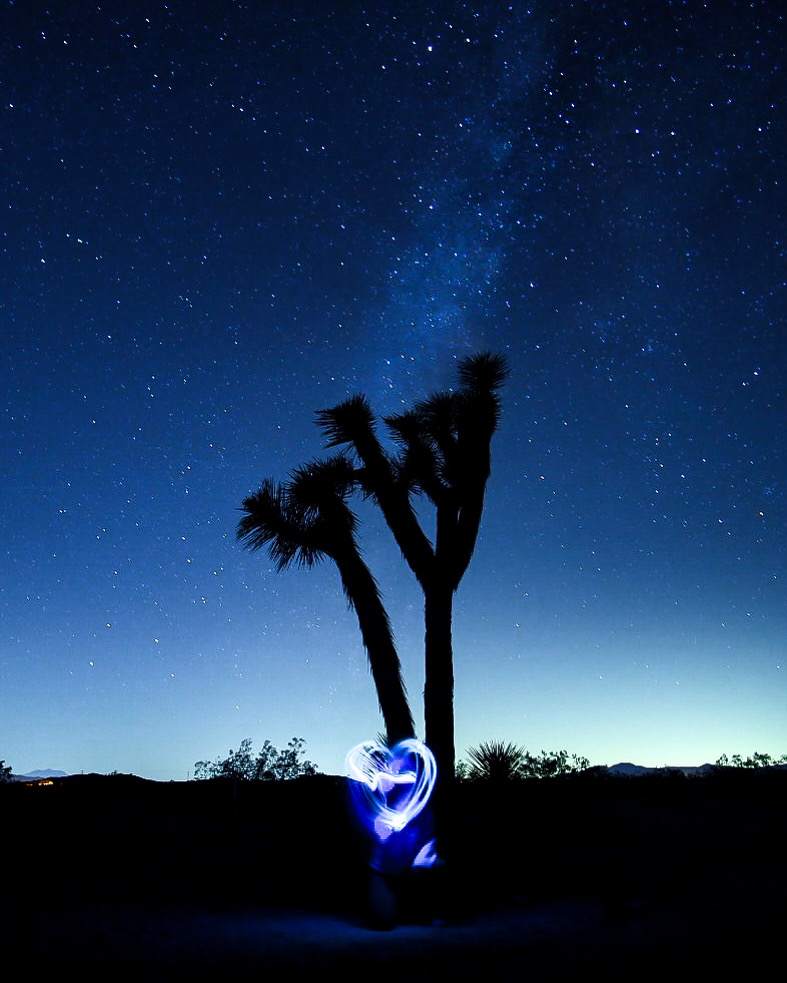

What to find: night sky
left=2, top=2, right=784, bottom=780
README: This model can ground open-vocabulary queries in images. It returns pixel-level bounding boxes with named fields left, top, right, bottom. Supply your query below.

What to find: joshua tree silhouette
left=238, top=453, right=414, bottom=746
left=316, top=352, right=508, bottom=784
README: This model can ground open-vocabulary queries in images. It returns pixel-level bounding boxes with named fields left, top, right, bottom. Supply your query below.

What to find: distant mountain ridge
left=12, top=769, right=68, bottom=781
left=607, top=762, right=717, bottom=777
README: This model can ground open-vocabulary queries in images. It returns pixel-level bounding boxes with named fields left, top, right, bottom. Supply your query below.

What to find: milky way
left=1, top=2, right=784, bottom=778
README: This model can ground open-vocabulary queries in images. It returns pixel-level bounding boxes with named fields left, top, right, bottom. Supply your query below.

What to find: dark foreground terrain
left=3, top=769, right=785, bottom=979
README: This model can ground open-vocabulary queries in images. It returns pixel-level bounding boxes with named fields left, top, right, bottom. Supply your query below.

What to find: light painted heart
left=346, top=738, right=437, bottom=833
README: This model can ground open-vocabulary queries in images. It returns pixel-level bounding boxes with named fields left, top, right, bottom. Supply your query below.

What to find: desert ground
left=5, top=769, right=784, bottom=978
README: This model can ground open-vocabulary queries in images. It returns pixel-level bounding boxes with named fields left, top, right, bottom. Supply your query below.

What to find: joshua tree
left=238, top=454, right=414, bottom=745
left=317, top=352, right=508, bottom=783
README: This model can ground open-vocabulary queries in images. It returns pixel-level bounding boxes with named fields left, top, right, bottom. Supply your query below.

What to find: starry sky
left=2, top=1, right=784, bottom=779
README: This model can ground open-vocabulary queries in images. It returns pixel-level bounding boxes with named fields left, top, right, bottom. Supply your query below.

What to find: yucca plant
left=465, top=741, right=527, bottom=783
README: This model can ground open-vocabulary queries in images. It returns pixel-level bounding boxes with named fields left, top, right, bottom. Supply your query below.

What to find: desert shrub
left=520, top=748, right=590, bottom=778
left=194, top=737, right=318, bottom=781
left=465, top=741, right=528, bottom=782
left=460, top=742, right=590, bottom=783
left=715, top=752, right=787, bottom=769
left=455, top=759, right=470, bottom=781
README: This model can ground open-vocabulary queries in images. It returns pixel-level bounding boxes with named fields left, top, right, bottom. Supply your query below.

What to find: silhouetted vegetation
left=462, top=741, right=528, bottom=782
left=715, top=751, right=787, bottom=768
left=0, top=760, right=12, bottom=783
left=520, top=748, right=591, bottom=778
left=238, top=352, right=507, bottom=783
left=458, top=741, right=590, bottom=782
left=317, top=353, right=508, bottom=783
left=193, top=737, right=318, bottom=781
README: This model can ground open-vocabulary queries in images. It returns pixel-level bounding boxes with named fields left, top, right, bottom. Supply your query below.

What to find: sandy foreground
left=6, top=771, right=783, bottom=977
left=19, top=890, right=777, bottom=979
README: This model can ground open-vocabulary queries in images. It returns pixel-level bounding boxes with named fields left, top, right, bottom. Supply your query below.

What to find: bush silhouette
left=461, top=742, right=590, bottom=783
left=715, top=751, right=787, bottom=769
left=194, top=737, right=318, bottom=781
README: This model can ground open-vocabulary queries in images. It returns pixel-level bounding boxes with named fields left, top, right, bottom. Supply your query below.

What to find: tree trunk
left=335, top=549, right=415, bottom=745
left=424, top=583, right=455, bottom=783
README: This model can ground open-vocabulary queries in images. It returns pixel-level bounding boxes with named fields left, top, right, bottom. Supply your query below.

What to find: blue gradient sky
left=2, top=1, right=784, bottom=778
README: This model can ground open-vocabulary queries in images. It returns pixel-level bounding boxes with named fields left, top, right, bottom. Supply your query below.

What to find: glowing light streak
left=411, top=838, right=438, bottom=868
left=346, top=738, right=437, bottom=833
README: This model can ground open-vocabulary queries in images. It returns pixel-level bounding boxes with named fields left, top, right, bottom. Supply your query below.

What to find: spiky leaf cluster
left=466, top=740, right=527, bottom=783
left=237, top=454, right=360, bottom=569
left=315, top=352, right=508, bottom=580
